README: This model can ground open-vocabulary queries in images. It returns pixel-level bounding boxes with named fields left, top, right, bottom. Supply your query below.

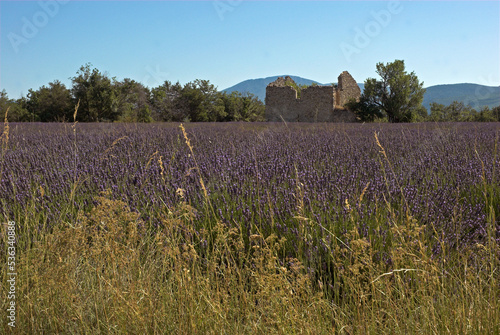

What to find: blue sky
left=1, top=0, right=499, bottom=99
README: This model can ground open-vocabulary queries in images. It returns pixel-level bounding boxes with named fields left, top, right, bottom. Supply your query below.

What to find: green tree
left=443, top=101, right=467, bottom=121
left=363, top=60, right=426, bottom=122
left=472, top=106, right=496, bottom=122
left=413, top=105, right=428, bottom=122
left=492, top=106, right=500, bottom=121
left=25, top=80, right=73, bottom=121
left=220, top=91, right=265, bottom=122
left=150, top=80, right=184, bottom=121
left=136, top=105, right=153, bottom=123
left=71, top=63, right=117, bottom=122
left=219, top=91, right=240, bottom=121
left=113, top=78, right=151, bottom=122
left=428, top=102, right=446, bottom=122
left=0, top=90, right=34, bottom=122
left=12, top=97, right=34, bottom=122
left=238, top=92, right=265, bottom=121
left=345, top=96, right=384, bottom=122
left=180, top=79, right=225, bottom=122
left=0, top=90, right=9, bottom=115
left=426, top=101, right=499, bottom=122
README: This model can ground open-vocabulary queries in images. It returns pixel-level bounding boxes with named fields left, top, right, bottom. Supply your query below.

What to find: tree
left=473, top=106, right=496, bottom=122
left=150, top=80, right=184, bottom=121
left=219, top=91, right=241, bottom=121
left=180, top=79, right=225, bottom=122
left=25, top=80, right=73, bottom=121
left=426, top=101, right=500, bottom=122
left=492, top=106, right=500, bottom=122
left=428, top=102, right=446, bottom=122
left=363, top=60, right=426, bottom=122
left=113, top=78, right=151, bottom=122
left=0, top=90, right=33, bottom=122
left=71, top=63, right=117, bottom=122
left=283, top=78, right=308, bottom=99
left=413, top=105, right=428, bottom=122
left=237, top=92, right=265, bottom=121
left=444, top=101, right=467, bottom=121
left=219, top=91, right=265, bottom=122
left=136, top=105, right=153, bottom=123
left=0, top=90, right=9, bottom=115
left=345, top=96, right=384, bottom=122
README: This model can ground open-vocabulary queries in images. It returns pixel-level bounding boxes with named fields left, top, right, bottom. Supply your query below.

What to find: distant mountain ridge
left=223, top=76, right=329, bottom=104
left=422, top=84, right=500, bottom=111
left=223, top=76, right=499, bottom=111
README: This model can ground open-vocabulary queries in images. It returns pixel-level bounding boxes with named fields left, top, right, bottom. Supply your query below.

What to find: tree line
left=1, top=61, right=498, bottom=123
left=423, top=101, right=500, bottom=122
left=0, top=63, right=265, bottom=123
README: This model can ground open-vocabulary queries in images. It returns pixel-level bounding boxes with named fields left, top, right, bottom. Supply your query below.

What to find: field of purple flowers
left=3, top=122, right=498, bottom=247
left=1, top=121, right=499, bottom=332
left=2, top=122, right=499, bottom=267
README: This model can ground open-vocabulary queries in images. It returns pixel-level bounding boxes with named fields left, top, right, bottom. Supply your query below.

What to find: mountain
left=223, top=76, right=499, bottom=111
left=422, top=84, right=500, bottom=110
left=222, top=76, right=325, bottom=102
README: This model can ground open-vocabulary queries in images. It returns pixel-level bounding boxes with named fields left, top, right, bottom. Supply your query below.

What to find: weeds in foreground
left=6, top=193, right=331, bottom=334
left=3, top=189, right=497, bottom=334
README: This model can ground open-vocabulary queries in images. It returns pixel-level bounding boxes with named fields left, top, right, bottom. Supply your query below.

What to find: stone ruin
left=265, top=71, right=361, bottom=122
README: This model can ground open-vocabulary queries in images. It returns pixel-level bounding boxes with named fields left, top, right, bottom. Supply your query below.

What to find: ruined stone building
left=265, top=71, right=361, bottom=122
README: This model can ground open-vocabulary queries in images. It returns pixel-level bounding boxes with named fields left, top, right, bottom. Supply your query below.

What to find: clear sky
left=1, top=0, right=499, bottom=99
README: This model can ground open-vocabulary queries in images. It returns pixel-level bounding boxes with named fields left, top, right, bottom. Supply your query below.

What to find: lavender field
left=1, top=121, right=499, bottom=333
left=3, top=122, right=498, bottom=247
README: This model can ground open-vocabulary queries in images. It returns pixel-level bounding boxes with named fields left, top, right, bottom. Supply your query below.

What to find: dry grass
left=4, top=193, right=333, bottom=334
left=3, top=189, right=498, bottom=334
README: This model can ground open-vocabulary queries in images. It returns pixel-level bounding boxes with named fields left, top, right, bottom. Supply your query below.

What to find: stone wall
left=265, top=85, right=299, bottom=122
left=298, top=86, right=335, bottom=122
left=335, top=71, right=361, bottom=107
left=265, top=71, right=360, bottom=122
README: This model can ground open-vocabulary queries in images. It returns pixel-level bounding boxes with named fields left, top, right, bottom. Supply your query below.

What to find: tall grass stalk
left=0, top=108, right=9, bottom=184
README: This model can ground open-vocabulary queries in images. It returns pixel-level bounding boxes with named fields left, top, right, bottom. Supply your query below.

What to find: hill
left=422, top=84, right=500, bottom=110
left=222, top=76, right=325, bottom=102
left=223, top=76, right=499, bottom=111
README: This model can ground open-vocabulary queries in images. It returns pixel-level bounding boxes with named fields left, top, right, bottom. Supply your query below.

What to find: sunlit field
left=1, top=121, right=499, bottom=334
